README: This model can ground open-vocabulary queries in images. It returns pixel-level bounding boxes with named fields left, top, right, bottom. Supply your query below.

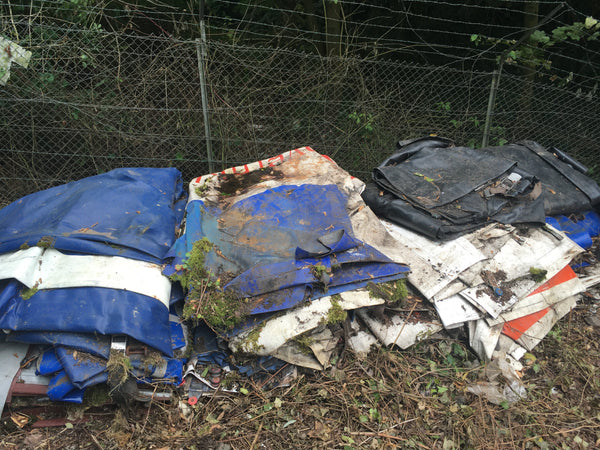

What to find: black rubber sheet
left=362, top=137, right=600, bottom=240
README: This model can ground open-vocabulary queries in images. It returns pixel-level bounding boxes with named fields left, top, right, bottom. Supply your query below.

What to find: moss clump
left=325, top=298, right=347, bottom=325
left=176, top=238, right=247, bottom=331
left=19, top=242, right=30, bottom=250
left=242, top=323, right=265, bottom=353
left=221, top=370, right=241, bottom=389
left=36, top=236, right=55, bottom=249
left=20, top=286, right=38, bottom=300
left=311, top=263, right=330, bottom=292
left=141, top=351, right=164, bottom=375
left=83, top=384, right=111, bottom=407
left=529, top=267, right=548, bottom=283
left=195, top=181, right=210, bottom=197
left=294, top=333, right=315, bottom=355
left=367, top=280, right=408, bottom=306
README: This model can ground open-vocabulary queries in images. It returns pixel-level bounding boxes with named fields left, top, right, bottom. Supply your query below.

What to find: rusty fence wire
left=1, top=7, right=600, bottom=207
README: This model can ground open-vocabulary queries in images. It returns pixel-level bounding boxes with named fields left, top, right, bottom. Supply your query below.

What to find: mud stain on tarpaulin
left=217, top=166, right=285, bottom=197
left=218, top=205, right=296, bottom=256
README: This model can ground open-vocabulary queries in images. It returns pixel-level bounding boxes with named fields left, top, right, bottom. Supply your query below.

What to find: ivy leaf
left=530, top=30, right=549, bottom=45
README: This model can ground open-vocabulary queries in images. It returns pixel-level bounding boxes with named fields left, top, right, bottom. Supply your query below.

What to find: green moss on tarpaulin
left=175, top=237, right=247, bottom=331
left=106, top=350, right=132, bottom=387
left=325, top=297, right=347, bottom=324
left=36, top=235, right=55, bottom=248
left=294, top=332, right=315, bottom=355
left=529, top=267, right=548, bottom=283
left=241, top=322, right=265, bottom=353
left=20, top=286, right=38, bottom=300
left=367, top=280, right=408, bottom=306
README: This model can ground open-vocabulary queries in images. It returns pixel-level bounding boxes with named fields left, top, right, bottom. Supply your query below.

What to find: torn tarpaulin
left=363, top=137, right=600, bottom=240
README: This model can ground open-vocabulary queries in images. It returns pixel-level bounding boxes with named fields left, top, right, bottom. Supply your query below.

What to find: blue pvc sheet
left=166, top=184, right=410, bottom=324
left=546, top=211, right=600, bottom=250
left=0, top=168, right=187, bottom=263
left=10, top=331, right=111, bottom=359
left=0, top=280, right=173, bottom=356
left=47, top=371, right=85, bottom=403
left=56, top=346, right=108, bottom=390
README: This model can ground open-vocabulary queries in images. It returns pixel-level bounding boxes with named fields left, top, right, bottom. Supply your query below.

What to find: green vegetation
left=324, top=297, right=347, bottom=325
left=293, top=332, right=315, bottom=355
left=241, top=323, right=265, bottom=353
left=106, top=350, right=132, bottom=388
left=36, top=236, right=55, bottom=249
left=20, top=286, right=38, bottom=300
left=529, top=266, right=548, bottom=283
left=174, top=238, right=246, bottom=332
left=367, top=280, right=408, bottom=305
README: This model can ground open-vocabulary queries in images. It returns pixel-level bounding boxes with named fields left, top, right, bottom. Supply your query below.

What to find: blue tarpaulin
left=166, top=183, right=410, bottom=326
left=0, top=168, right=186, bottom=263
left=0, top=168, right=188, bottom=402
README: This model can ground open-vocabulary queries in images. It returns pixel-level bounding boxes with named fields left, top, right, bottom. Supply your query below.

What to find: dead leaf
left=11, top=412, right=29, bottom=428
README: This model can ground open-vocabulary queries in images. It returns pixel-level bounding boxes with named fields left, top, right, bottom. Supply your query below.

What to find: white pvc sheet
left=468, top=319, right=504, bottom=361
left=0, top=247, right=171, bottom=307
left=0, top=343, right=29, bottom=414
left=347, top=316, right=380, bottom=358
left=433, top=296, right=484, bottom=329
left=357, top=309, right=443, bottom=349
left=487, top=267, right=584, bottom=326
left=513, top=296, right=577, bottom=351
left=436, top=225, right=582, bottom=325
left=228, top=289, right=383, bottom=358
left=381, top=220, right=486, bottom=300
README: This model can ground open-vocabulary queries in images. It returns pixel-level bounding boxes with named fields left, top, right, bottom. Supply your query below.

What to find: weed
left=20, top=286, right=38, bottom=300
left=174, top=238, right=247, bottom=331
left=140, top=351, right=164, bottom=375
left=241, top=322, right=265, bottom=353
left=106, top=350, right=132, bottom=388
left=293, top=332, right=315, bottom=355
left=19, top=242, right=30, bottom=250
left=367, top=280, right=408, bottom=305
left=311, top=263, right=330, bottom=292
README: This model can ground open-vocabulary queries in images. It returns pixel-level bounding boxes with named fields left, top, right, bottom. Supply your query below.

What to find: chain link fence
left=1, top=3, right=599, bottom=207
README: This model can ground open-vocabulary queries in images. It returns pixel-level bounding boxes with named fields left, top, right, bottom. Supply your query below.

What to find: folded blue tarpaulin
left=0, top=168, right=188, bottom=359
left=0, top=279, right=173, bottom=355
left=166, top=184, right=410, bottom=323
left=0, top=168, right=187, bottom=263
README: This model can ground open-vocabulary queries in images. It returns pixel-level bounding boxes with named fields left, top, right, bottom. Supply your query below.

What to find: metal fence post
left=481, top=70, right=500, bottom=148
left=196, top=0, right=214, bottom=173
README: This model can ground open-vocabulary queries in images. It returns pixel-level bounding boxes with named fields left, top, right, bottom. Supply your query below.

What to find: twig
left=249, top=419, right=263, bottom=450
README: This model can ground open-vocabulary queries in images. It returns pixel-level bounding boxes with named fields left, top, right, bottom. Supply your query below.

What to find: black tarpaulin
left=362, top=137, right=600, bottom=240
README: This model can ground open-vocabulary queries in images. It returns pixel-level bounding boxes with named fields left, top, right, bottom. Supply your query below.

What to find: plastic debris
left=0, top=37, right=32, bottom=85
left=2, top=142, right=600, bottom=412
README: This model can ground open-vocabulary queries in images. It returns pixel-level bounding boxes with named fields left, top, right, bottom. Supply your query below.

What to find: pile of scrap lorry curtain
left=2, top=136, right=600, bottom=418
